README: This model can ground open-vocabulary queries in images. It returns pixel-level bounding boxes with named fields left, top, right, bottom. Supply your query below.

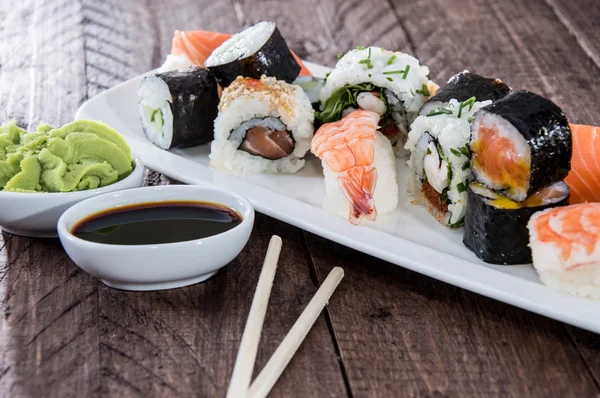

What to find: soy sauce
left=72, top=201, right=242, bottom=245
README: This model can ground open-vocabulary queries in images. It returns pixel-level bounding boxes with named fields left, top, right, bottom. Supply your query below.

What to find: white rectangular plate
left=76, top=61, right=600, bottom=333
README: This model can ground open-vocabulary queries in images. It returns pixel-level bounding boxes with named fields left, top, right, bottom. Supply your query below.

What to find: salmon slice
left=565, top=124, right=600, bottom=204
left=169, top=30, right=312, bottom=76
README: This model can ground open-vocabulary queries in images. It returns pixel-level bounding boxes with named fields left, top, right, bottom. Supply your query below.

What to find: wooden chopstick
left=247, top=267, right=345, bottom=398
left=226, top=235, right=282, bottom=398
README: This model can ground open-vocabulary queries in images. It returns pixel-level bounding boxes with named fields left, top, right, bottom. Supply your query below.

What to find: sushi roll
left=205, top=22, right=301, bottom=87
left=311, top=110, right=398, bottom=225
left=294, top=75, right=325, bottom=129
left=318, top=46, right=438, bottom=154
left=463, top=181, right=570, bottom=265
left=210, top=75, right=314, bottom=174
left=419, top=71, right=510, bottom=116
left=405, top=71, right=510, bottom=227
left=470, top=90, right=572, bottom=202
left=528, top=203, right=600, bottom=299
left=138, top=68, right=219, bottom=149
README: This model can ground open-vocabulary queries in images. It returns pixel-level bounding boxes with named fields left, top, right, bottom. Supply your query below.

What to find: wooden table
left=1, top=0, right=600, bottom=396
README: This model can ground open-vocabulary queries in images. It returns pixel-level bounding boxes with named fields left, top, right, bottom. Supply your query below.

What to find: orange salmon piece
left=565, top=124, right=600, bottom=204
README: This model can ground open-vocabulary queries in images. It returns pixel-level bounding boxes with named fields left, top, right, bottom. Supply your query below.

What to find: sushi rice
left=210, top=76, right=314, bottom=174
left=406, top=99, right=491, bottom=226
left=319, top=46, right=437, bottom=154
left=528, top=203, right=600, bottom=299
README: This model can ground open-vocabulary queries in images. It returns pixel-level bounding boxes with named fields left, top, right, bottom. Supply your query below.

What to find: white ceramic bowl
left=0, top=157, right=145, bottom=238
left=57, top=185, right=255, bottom=291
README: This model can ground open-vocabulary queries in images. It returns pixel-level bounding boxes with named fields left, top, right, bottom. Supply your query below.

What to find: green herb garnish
left=468, top=116, right=473, bottom=123
left=316, top=83, right=376, bottom=122
left=338, top=53, right=344, bottom=59
left=386, top=55, right=397, bottom=65
left=462, top=162, right=470, bottom=171
left=426, top=107, right=453, bottom=117
left=383, top=70, right=404, bottom=75
left=402, top=65, right=410, bottom=80
left=386, top=77, right=393, bottom=82
left=367, top=47, right=371, bottom=59
left=356, top=45, right=366, bottom=50
left=358, top=59, right=373, bottom=68
left=457, top=96, right=476, bottom=118
left=450, top=148, right=461, bottom=157
left=415, top=84, right=430, bottom=96
left=457, top=182, right=467, bottom=193
left=459, top=146, right=470, bottom=157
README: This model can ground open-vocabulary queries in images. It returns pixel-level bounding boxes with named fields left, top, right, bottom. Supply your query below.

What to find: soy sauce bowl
left=57, top=185, right=255, bottom=291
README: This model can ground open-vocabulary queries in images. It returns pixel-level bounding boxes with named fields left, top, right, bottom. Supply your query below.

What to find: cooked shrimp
left=311, top=110, right=380, bottom=224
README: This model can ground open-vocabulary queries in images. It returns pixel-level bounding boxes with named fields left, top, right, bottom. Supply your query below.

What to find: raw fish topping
left=533, top=203, right=600, bottom=268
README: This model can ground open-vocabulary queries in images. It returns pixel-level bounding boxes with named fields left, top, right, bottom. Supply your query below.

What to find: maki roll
left=138, top=68, right=219, bottom=149
left=405, top=71, right=510, bottom=227
left=205, top=22, right=300, bottom=87
left=463, top=181, right=570, bottom=265
left=210, top=76, right=314, bottom=174
left=419, top=71, right=510, bottom=116
left=311, top=110, right=398, bottom=225
left=318, top=46, right=438, bottom=154
left=470, top=90, right=572, bottom=202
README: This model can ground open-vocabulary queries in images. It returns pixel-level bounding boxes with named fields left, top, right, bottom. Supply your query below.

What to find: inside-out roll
left=463, top=181, right=570, bottom=265
left=470, top=90, right=572, bottom=202
left=210, top=76, right=314, bottom=174
left=405, top=71, right=510, bottom=227
left=318, top=46, right=438, bottom=155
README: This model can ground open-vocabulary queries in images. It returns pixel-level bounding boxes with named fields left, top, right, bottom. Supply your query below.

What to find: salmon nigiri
left=311, top=110, right=398, bottom=225
left=159, top=29, right=312, bottom=76
left=565, top=124, right=600, bottom=204
left=528, top=203, right=600, bottom=299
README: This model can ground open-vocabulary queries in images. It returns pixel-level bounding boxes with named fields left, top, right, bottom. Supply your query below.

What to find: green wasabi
left=0, top=120, right=133, bottom=193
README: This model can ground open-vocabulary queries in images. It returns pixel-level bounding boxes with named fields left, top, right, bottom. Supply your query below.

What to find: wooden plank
left=0, top=0, right=102, bottom=396
left=97, top=212, right=348, bottom=397
left=386, top=0, right=600, bottom=125
left=545, top=0, right=600, bottom=73
left=232, top=0, right=413, bottom=66
left=306, top=233, right=600, bottom=397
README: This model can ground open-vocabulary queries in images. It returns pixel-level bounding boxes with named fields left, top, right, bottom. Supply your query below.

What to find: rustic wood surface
left=1, top=0, right=600, bottom=397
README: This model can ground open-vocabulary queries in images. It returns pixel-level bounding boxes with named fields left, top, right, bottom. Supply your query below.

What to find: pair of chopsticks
left=226, top=235, right=344, bottom=398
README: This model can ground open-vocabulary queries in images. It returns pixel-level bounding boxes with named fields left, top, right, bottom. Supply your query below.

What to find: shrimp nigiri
left=311, top=110, right=398, bottom=225
left=528, top=203, right=600, bottom=299
left=159, top=29, right=312, bottom=76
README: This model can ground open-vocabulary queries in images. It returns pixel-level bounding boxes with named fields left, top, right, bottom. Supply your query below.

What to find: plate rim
left=75, top=60, right=600, bottom=334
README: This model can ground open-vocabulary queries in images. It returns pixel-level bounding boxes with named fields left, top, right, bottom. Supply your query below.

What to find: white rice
left=205, top=22, right=274, bottom=67
left=320, top=47, right=436, bottom=151
left=158, top=54, right=192, bottom=73
left=528, top=204, right=600, bottom=300
left=210, top=76, right=314, bottom=174
left=138, top=75, right=174, bottom=150
left=405, top=99, right=490, bottom=225
left=321, top=131, right=398, bottom=221
left=471, top=110, right=531, bottom=202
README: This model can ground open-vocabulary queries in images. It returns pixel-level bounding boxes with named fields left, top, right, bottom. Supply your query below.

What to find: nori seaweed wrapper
left=207, top=26, right=300, bottom=88
left=157, top=68, right=219, bottom=148
left=463, top=182, right=569, bottom=265
left=425, top=71, right=510, bottom=107
left=474, top=90, right=572, bottom=199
